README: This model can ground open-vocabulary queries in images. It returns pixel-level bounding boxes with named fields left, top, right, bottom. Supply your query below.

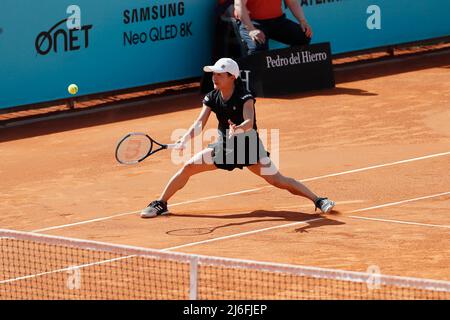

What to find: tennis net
left=1, top=228, right=449, bottom=300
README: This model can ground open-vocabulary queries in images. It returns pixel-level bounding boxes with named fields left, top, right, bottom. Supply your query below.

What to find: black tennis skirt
left=208, top=131, right=270, bottom=171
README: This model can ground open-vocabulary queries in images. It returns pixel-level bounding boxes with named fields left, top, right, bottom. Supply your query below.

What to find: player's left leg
left=247, top=157, right=335, bottom=213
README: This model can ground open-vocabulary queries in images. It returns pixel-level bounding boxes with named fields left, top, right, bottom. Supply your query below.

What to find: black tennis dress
left=203, top=84, right=270, bottom=171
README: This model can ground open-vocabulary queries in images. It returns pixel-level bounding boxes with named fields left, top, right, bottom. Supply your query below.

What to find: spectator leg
left=267, top=16, right=311, bottom=46
left=237, top=20, right=269, bottom=56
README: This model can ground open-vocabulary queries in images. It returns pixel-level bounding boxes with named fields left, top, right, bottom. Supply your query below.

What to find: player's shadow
left=166, top=210, right=344, bottom=236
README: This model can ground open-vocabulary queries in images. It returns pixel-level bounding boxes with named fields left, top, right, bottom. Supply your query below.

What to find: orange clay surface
left=0, top=50, right=449, bottom=282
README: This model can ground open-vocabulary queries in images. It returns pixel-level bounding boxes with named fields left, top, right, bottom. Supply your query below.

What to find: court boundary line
left=348, top=192, right=450, bottom=213
left=349, top=216, right=450, bottom=229
left=0, top=255, right=136, bottom=285
left=2, top=227, right=450, bottom=292
left=31, top=150, right=450, bottom=233
left=1, top=191, right=449, bottom=288
left=161, top=191, right=450, bottom=252
left=274, top=200, right=365, bottom=210
left=161, top=218, right=324, bottom=251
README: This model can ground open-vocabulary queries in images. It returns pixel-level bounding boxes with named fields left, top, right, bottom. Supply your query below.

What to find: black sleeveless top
left=202, top=84, right=257, bottom=138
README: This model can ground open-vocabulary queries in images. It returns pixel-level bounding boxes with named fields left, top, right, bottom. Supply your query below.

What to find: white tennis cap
left=203, top=58, right=240, bottom=79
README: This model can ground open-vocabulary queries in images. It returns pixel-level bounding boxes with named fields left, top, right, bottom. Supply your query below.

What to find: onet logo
left=35, top=6, right=93, bottom=56
left=35, top=19, right=93, bottom=55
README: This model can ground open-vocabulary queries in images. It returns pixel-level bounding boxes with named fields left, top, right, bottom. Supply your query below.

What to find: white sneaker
left=140, top=200, right=169, bottom=218
left=315, top=198, right=335, bottom=214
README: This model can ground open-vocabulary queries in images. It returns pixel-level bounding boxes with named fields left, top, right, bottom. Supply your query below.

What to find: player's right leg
left=141, top=148, right=217, bottom=218
left=247, top=157, right=335, bottom=214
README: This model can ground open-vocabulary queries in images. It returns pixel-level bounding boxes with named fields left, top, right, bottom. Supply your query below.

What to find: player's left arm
left=228, top=100, right=254, bottom=138
left=284, top=0, right=313, bottom=38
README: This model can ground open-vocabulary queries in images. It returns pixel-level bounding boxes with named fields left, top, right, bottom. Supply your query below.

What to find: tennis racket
left=115, top=132, right=178, bottom=165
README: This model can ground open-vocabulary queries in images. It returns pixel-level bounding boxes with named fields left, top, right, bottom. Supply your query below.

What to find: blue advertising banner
left=1, top=0, right=449, bottom=110
left=0, top=0, right=215, bottom=109
left=276, top=0, right=450, bottom=53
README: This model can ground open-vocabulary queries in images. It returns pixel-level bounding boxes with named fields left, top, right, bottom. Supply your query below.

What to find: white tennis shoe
left=315, top=198, right=335, bottom=214
left=141, top=200, right=169, bottom=218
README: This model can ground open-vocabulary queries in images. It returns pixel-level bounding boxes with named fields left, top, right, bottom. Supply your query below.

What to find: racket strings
left=116, top=134, right=153, bottom=164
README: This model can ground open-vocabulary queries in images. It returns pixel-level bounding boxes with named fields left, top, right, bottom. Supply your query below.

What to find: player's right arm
left=177, top=104, right=211, bottom=146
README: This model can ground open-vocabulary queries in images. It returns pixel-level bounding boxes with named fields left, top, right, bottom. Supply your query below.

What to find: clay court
left=1, top=49, right=449, bottom=299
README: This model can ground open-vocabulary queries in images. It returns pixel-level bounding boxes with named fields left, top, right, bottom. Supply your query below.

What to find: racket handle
left=166, top=143, right=185, bottom=149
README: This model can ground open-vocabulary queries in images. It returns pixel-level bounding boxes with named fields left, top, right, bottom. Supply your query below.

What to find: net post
left=189, top=256, right=198, bottom=300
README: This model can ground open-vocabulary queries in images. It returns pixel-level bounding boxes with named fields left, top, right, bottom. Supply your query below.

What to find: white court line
left=349, top=216, right=450, bottom=229
left=274, top=200, right=365, bottom=210
left=161, top=218, right=325, bottom=251
left=347, top=191, right=450, bottom=229
left=348, top=191, right=450, bottom=213
left=3, top=218, right=324, bottom=284
left=32, top=150, right=450, bottom=233
left=32, top=188, right=264, bottom=233
left=162, top=192, right=450, bottom=251
left=4, top=192, right=449, bottom=285
left=0, top=255, right=135, bottom=285
left=32, top=211, right=140, bottom=233
left=163, top=192, right=450, bottom=251
left=301, top=151, right=450, bottom=182
left=1, top=218, right=323, bottom=284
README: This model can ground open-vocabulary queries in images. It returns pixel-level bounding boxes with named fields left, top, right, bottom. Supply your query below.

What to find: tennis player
left=141, top=58, right=335, bottom=217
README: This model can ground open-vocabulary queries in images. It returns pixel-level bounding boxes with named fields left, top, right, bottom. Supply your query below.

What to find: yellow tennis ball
left=68, top=84, right=78, bottom=95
